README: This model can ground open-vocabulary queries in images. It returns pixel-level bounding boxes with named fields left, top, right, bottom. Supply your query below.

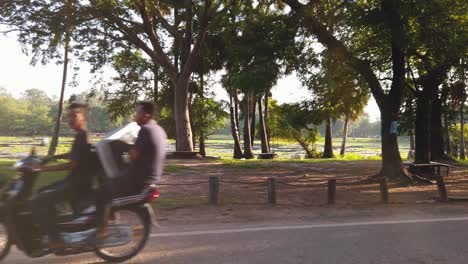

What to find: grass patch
left=0, top=158, right=66, bottom=190
left=155, top=196, right=206, bottom=210
left=213, top=153, right=382, bottom=169
left=0, top=158, right=15, bottom=174
left=213, top=159, right=280, bottom=169
left=164, top=164, right=184, bottom=173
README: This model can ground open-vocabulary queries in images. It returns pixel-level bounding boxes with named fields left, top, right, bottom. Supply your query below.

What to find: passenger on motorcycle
left=32, top=103, right=106, bottom=250
left=115, top=101, right=167, bottom=196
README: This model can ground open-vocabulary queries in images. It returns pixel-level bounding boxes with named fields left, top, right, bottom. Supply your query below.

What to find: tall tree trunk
left=264, top=92, right=271, bottom=150
left=441, top=87, right=452, bottom=155
left=152, top=64, right=160, bottom=120
left=181, top=1, right=193, bottom=68
left=174, top=8, right=179, bottom=73
left=414, top=92, right=431, bottom=163
left=283, top=0, right=405, bottom=178
left=409, top=131, right=415, bottom=151
left=189, top=90, right=196, bottom=149
left=198, top=63, right=206, bottom=157
left=443, top=109, right=451, bottom=155
left=229, top=94, right=243, bottom=159
left=250, top=96, right=256, bottom=147
left=381, top=107, right=403, bottom=177
left=460, top=58, right=466, bottom=160
left=405, top=95, right=415, bottom=151
left=172, top=6, right=195, bottom=152
left=48, top=0, right=72, bottom=156
left=199, top=131, right=206, bottom=157
left=460, top=104, right=466, bottom=160
left=340, top=114, right=349, bottom=156
left=234, top=93, right=240, bottom=133
left=431, top=96, right=444, bottom=161
left=243, top=95, right=254, bottom=159
left=294, top=133, right=314, bottom=158
left=258, top=97, right=270, bottom=153
left=323, top=116, right=334, bottom=158
left=174, top=77, right=194, bottom=151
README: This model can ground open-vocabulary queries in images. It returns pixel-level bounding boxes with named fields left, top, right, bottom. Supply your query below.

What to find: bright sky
left=0, top=34, right=380, bottom=121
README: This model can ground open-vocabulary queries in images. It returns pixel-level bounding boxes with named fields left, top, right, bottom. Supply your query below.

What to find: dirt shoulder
left=155, top=160, right=468, bottom=226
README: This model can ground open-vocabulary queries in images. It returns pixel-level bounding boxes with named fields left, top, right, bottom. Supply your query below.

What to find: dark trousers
left=33, top=180, right=112, bottom=240
left=33, top=180, right=74, bottom=241
left=95, top=181, right=112, bottom=231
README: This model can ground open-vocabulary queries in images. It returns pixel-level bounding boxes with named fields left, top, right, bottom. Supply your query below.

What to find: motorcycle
left=0, top=142, right=160, bottom=263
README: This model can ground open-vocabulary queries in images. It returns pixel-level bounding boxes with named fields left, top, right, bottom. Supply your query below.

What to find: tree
left=104, top=49, right=170, bottom=122
left=191, top=26, right=226, bottom=156
left=1, top=0, right=79, bottom=155
left=0, top=89, right=28, bottom=135
left=297, top=48, right=369, bottom=158
left=222, top=3, right=297, bottom=158
left=87, top=0, right=222, bottom=151
left=191, top=94, right=228, bottom=156
left=405, top=0, right=467, bottom=162
left=225, top=88, right=244, bottom=158
left=2, top=0, right=225, bottom=151
left=21, top=89, right=53, bottom=135
left=284, top=0, right=409, bottom=180
left=270, top=102, right=321, bottom=158
left=450, top=79, right=467, bottom=159
left=49, top=0, right=74, bottom=155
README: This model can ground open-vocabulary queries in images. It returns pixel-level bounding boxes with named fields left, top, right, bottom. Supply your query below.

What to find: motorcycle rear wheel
left=0, top=222, right=11, bottom=262
left=95, top=207, right=151, bottom=263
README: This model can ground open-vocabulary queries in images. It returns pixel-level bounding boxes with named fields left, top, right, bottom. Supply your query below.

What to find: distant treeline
left=0, top=88, right=121, bottom=136
left=215, top=111, right=381, bottom=139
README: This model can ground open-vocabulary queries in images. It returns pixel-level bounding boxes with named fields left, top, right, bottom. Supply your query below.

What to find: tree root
left=356, top=168, right=432, bottom=186
left=433, top=154, right=467, bottom=167
left=400, top=167, right=433, bottom=185
left=440, top=154, right=458, bottom=163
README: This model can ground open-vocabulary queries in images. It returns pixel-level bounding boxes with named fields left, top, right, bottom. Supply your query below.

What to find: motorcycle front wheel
left=95, top=207, right=151, bottom=263
left=0, top=221, right=11, bottom=262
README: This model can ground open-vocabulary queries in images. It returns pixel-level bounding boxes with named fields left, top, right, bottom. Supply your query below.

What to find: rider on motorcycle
left=115, top=101, right=167, bottom=196
left=96, top=101, right=167, bottom=240
left=32, top=102, right=105, bottom=249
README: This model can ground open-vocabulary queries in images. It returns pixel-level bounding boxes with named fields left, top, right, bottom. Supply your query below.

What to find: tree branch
left=152, top=7, right=182, bottom=40
left=179, top=0, right=221, bottom=82
left=283, top=0, right=386, bottom=107
left=134, top=0, right=177, bottom=80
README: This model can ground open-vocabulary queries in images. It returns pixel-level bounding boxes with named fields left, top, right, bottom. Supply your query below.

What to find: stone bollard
left=436, top=176, right=448, bottom=202
left=328, top=179, right=336, bottom=205
left=267, top=178, right=276, bottom=204
left=380, top=177, right=389, bottom=204
left=209, top=176, right=219, bottom=205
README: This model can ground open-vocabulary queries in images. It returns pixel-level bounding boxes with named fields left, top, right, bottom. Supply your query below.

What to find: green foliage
left=104, top=49, right=170, bottom=122
left=222, top=5, right=298, bottom=96
left=449, top=123, right=468, bottom=146
left=0, top=88, right=27, bottom=134
left=191, top=93, right=229, bottom=140
left=22, top=89, right=53, bottom=134
left=0, top=88, right=53, bottom=135
left=269, top=102, right=322, bottom=157
left=0, top=89, right=119, bottom=136
left=0, top=159, right=66, bottom=190
left=0, top=0, right=70, bottom=65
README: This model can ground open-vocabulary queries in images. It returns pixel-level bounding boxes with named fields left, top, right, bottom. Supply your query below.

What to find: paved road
left=6, top=216, right=468, bottom=264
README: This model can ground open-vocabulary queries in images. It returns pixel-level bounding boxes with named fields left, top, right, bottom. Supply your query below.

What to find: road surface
left=6, top=216, right=468, bottom=263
